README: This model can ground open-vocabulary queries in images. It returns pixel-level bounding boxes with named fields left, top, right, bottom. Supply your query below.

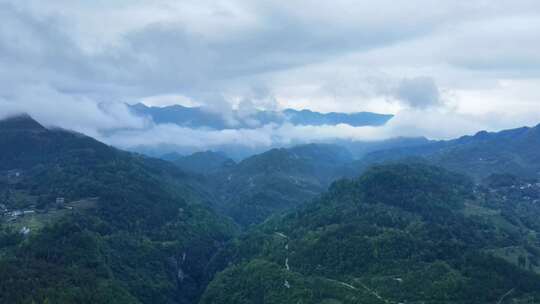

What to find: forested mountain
left=3, top=114, right=540, bottom=304
left=137, top=135, right=431, bottom=165
left=203, top=144, right=353, bottom=227
left=0, top=115, right=237, bottom=304
left=128, top=103, right=393, bottom=130
left=201, top=164, right=540, bottom=303
left=170, top=151, right=235, bottom=174
left=3, top=1, right=539, bottom=303
left=169, top=122, right=540, bottom=228
left=356, top=124, right=540, bottom=180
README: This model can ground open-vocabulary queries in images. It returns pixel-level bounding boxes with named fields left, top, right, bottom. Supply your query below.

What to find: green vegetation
left=0, top=116, right=237, bottom=303
left=205, top=144, right=352, bottom=227
left=3, top=115, right=540, bottom=303
left=201, top=164, right=540, bottom=303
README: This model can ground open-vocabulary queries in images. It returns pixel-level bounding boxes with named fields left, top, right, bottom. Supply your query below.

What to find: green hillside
left=207, top=144, right=352, bottom=227
left=0, top=115, right=237, bottom=304
left=3, top=115, right=540, bottom=304
left=201, top=164, right=540, bottom=304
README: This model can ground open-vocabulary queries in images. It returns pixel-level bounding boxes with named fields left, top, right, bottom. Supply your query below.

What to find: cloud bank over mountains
left=1, top=0, right=540, bottom=152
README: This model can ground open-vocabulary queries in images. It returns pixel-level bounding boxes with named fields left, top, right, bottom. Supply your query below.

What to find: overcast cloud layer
left=1, top=0, right=540, bottom=152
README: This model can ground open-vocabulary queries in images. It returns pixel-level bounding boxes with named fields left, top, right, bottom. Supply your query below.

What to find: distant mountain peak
left=0, top=114, right=46, bottom=132
left=127, top=103, right=393, bottom=129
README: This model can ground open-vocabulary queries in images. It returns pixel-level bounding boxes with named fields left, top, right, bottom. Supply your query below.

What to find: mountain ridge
left=0, top=113, right=47, bottom=132
left=356, top=123, right=540, bottom=180
left=128, top=103, right=394, bottom=130
left=202, top=143, right=352, bottom=227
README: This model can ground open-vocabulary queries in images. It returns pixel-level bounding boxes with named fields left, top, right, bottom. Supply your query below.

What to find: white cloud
left=99, top=106, right=539, bottom=153
left=1, top=0, right=540, bottom=152
left=394, top=77, right=441, bottom=109
left=0, top=84, right=148, bottom=137
left=139, top=94, right=201, bottom=108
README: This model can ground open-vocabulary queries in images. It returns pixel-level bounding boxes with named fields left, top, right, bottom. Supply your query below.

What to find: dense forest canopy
left=201, top=164, right=540, bottom=303
left=0, top=115, right=237, bottom=303
left=1, top=115, right=540, bottom=304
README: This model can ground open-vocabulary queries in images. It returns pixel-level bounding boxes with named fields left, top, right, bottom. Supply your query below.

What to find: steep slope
left=209, top=144, right=353, bottom=227
left=0, top=113, right=47, bottom=131
left=357, top=124, right=540, bottom=180
left=0, top=115, right=237, bottom=304
left=201, top=164, right=540, bottom=303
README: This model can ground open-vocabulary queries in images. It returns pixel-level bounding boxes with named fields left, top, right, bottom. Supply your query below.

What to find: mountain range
left=354, top=123, right=540, bottom=180
left=166, top=123, right=540, bottom=227
left=1, top=114, right=540, bottom=303
left=128, top=103, right=394, bottom=129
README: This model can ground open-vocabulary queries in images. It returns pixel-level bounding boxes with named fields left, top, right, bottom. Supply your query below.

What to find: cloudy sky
left=1, top=0, right=540, bottom=151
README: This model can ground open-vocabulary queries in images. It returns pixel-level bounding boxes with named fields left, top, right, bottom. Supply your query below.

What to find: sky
left=1, top=0, right=540, bottom=152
